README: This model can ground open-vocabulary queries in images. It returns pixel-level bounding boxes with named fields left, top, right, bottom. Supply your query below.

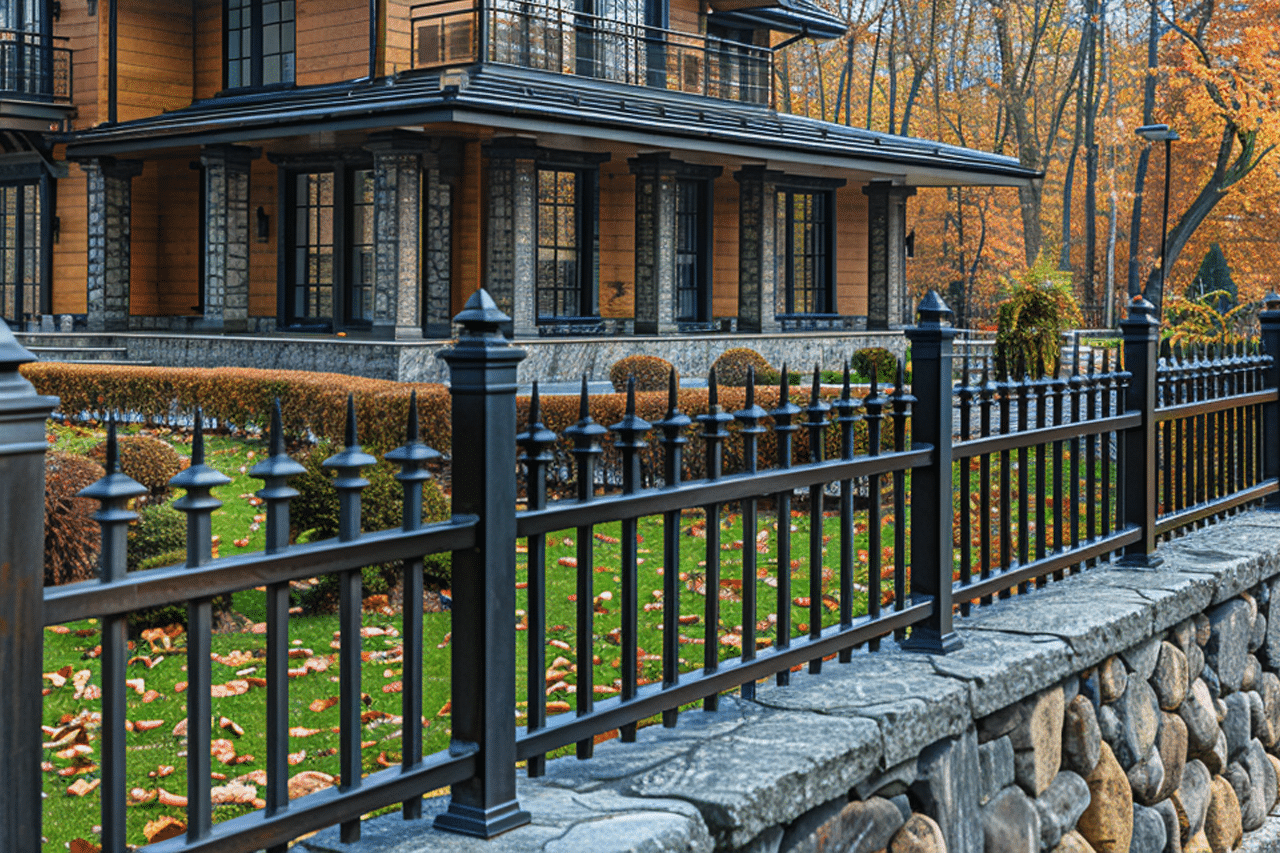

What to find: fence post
left=1117, top=294, right=1164, bottom=567
left=1260, top=292, right=1280, bottom=507
left=902, top=291, right=961, bottom=654
left=435, top=290, right=531, bottom=838
left=0, top=320, right=57, bottom=853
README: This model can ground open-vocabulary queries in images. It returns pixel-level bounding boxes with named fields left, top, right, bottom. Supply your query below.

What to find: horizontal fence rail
left=11, top=290, right=1280, bottom=852
left=0, top=28, right=71, bottom=102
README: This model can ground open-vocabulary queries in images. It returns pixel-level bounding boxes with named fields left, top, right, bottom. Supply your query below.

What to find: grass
left=40, top=422, right=888, bottom=851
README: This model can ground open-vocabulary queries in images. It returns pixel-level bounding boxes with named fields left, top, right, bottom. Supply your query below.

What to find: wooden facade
left=1, top=0, right=1034, bottom=337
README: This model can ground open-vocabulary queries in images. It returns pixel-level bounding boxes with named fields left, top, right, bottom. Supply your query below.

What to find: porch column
left=483, top=138, right=539, bottom=337
left=81, top=157, right=142, bottom=332
left=629, top=153, right=678, bottom=335
left=735, top=165, right=782, bottom=333
left=366, top=132, right=425, bottom=340
left=200, top=145, right=257, bottom=333
left=864, top=181, right=916, bottom=330
left=423, top=143, right=460, bottom=338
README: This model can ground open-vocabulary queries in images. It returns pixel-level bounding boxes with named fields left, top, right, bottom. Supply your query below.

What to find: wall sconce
left=905, top=229, right=915, bottom=259
left=51, top=215, right=60, bottom=244
left=256, top=207, right=270, bottom=243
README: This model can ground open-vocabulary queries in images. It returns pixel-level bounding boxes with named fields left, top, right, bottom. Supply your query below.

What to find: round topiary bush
left=712, top=348, right=776, bottom=387
left=849, top=347, right=898, bottom=385
left=128, top=503, right=187, bottom=572
left=291, top=443, right=452, bottom=612
left=89, top=434, right=184, bottom=497
left=609, top=354, right=674, bottom=393
left=44, top=452, right=106, bottom=586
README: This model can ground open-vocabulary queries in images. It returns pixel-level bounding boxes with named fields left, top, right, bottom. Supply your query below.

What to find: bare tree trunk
left=1082, top=0, right=1100, bottom=323
left=1126, top=0, right=1159, bottom=298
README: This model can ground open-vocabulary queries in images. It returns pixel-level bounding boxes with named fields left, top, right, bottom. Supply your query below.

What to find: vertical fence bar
left=863, top=373, right=886, bottom=648
left=1261, top=293, right=1280, bottom=506
left=1101, top=350, right=1114, bottom=540
left=804, top=366, right=831, bottom=671
left=834, top=363, right=859, bottom=658
left=735, top=369, right=768, bottom=693
left=978, top=361, right=995, bottom=603
left=565, top=378, right=606, bottom=757
left=1118, top=295, right=1163, bottom=567
left=1159, top=352, right=1172, bottom=521
left=698, top=369, right=733, bottom=707
left=435, top=290, right=530, bottom=838
left=1015, top=360, right=1030, bottom=592
left=903, top=291, right=961, bottom=654
left=171, top=411, right=233, bottom=842
left=890, top=361, right=914, bottom=639
left=771, top=368, right=800, bottom=683
left=957, top=354, right=973, bottom=613
left=1069, top=355, right=1083, bottom=558
left=1051, top=364, right=1067, bottom=576
left=0, top=325, right=55, bottom=853
left=80, top=419, right=146, bottom=853
left=517, top=383, right=556, bottom=775
left=385, top=392, right=442, bottom=817
left=1033, top=362, right=1048, bottom=572
left=247, top=401, right=306, bottom=842
left=998, top=366, right=1013, bottom=594
left=611, top=380, right=650, bottom=738
left=655, top=370, right=690, bottom=727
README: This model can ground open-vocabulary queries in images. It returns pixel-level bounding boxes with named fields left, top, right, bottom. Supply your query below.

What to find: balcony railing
left=411, top=0, right=773, bottom=106
left=0, top=28, right=71, bottom=103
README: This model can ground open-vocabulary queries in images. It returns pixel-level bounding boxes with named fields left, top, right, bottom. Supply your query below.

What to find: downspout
left=108, top=0, right=117, bottom=123
left=368, top=0, right=377, bottom=80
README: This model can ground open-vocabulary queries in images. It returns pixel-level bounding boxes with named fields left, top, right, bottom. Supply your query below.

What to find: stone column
left=483, top=139, right=539, bottom=337
left=864, top=181, right=916, bottom=330
left=199, top=145, right=256, bottom=333
left=735, top=165, right=782, bottom=334
left=81, top=158, right=142, bottom=332
left=366, top=132, right=426, bottom=341
left=629, top=154, right=679, bottom=335
left=423, top=153, right=457, bottom=339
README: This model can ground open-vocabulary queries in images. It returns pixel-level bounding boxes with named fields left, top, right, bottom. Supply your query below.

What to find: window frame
left=775, top=177, right=844, bottom=318
left=223, top=0, right=296, bottom=92
left=673, top=175, right=713, bottom=326
left=277, top=158, right=376, bottom=333
left=531, top=150, right=607, bottom=325
left=0, top=165, right=51, bottom=328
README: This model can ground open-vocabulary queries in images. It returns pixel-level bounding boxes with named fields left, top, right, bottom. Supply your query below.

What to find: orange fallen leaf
left=309, top=697, right=339, bottom=713
left=288, top=771, right=335, bottom=798
left=69, top=839, right=101, bottom=853
left=219, top=716, right=245, bottom=737
left=129, top=787, right=156, bottom=804
left=143, top=816, right=187, bottom=843
left=133, top=720, right=164, bottom=732
left=289, top=727, right=321, bottom=738
left=157, top=788, right=188, bottom=807
left=66, top=778, right=100, bottom=797
left=287, top=750, right=307, bottom=765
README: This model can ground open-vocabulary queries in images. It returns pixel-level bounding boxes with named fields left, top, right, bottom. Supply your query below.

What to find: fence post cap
left=916, top=290, right=954, bottom=327
left=1123, top=295, right=1159, bottom=327
left=0, top=317, right=37, bottom=396
left=1263, top=292, right=1280, bottom=313
left=454, top=289, right=510, bottom=331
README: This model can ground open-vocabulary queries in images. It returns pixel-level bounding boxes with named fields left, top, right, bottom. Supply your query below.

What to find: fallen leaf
left=143, top=816, right=187, bottom=843
left=287, top=750, right=307, bottom=765
left=69, top=839, right=101, bottom=853
left=133, top=720, right=164, bottom=732
left=211, top=781, right=258, bottom=805
left=66, top=778, right=101, bottom=797
left=309, top=697, right=339, bottom=713
left=287, top=770, right=335, bottom=798
left=219, top=716, right=245, bottom=737
left=289, top=727, right=322, bottom=738
left=129, top=787, right=157, bottom=804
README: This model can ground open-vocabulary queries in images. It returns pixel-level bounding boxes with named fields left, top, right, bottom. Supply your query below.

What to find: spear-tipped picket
left=248, top=400, right=307, bottom=553
left=610, top=379, right=652, bottom=737
left=833, top=359, right=861, bottom=659
left=802, top=364, right=832, bottom=670
left=770, top=364, right=801, bottom=682
left=654, top=367, right=691, bottom=727
left=734, top=366, right=769, bottom=693
left=696, top=364, right=734, bottom=710
left=386, top=391, right=443, bottom=532
left=888, top=360, right=915, bottom=635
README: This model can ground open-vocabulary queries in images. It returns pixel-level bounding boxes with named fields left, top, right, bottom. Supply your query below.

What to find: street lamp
left=1135, top=123, right=1180, bottom=311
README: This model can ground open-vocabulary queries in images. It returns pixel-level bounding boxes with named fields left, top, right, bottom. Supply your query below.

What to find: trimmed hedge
left=712, top=348, right=777, bottom=387
left=89, top=434, right=184, bottom=497
left=44, top=451, right=105, bottom=586
left=609, top=355, right=674, bottom=393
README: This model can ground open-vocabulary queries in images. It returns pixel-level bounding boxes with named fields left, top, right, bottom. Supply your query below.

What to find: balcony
left=411, top=0, right=773, bottom=106
left=0, top=28, right=72, bottom=129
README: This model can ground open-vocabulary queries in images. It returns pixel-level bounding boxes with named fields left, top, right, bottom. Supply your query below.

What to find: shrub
left=609, top=355, right=674, bottom=393
left=128, top=503, right=187, bottom=572
left=849, top=348, right=898, bottom=384
left=712, top=348, right=776, bottom=387
left=290, top=443, right=452, bottom=612
left=89, top=434, right=184, bottom=497
left=995, top=257, right=1083, bottom=377
left=44, top=452, right=106, bottom=586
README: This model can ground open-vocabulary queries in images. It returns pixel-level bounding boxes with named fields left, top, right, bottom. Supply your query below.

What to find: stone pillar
left=735, top=165, right=782, bottom=334
left=199, top=145, right=256, bottom=333
left=483, top=139, right=539, bottom=337
left=864, top=181, right=916, bottom=330
left=82, top=158, right=142, bottom=332
left=422, top=149, right=458, bottom=339
left=366, top=132, right=425, bottom=341
left=629, top=154, right=678, bottom=335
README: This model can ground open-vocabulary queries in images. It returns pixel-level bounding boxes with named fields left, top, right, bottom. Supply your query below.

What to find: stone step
left=14, top=333, right=121, bottom=349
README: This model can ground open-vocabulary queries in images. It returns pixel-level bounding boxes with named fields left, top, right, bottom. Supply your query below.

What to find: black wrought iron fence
left=0, top=28, right=71, bottom=102
left=5, top=290, right=1280, bottom=852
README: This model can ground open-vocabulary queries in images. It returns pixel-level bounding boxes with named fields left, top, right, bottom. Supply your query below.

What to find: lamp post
left=1135, top=123, right=1179, bottom=313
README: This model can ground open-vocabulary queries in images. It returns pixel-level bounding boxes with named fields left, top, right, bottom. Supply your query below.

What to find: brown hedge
left=608, top=354, right=674, bottom=393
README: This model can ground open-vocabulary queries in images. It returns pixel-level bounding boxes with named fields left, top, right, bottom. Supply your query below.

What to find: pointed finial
left=1265, top=291, right=1280, bottom=312
left=869, top=363, right=879, bottom=395
left=192, top=407, right=206, bottom=465
left=407, top=390, right=420, bottom=442
left=895, top=358, right=906, bottom=390
left=708, top=364, right=719, bottom=408
left=667, top=367, right=678, bottom=414
left=746, top=365, right=756, bottom=408
left=270, top=398, right=286, bottom=457
left=344, top=394, right=358, bottom=448
left=578, top=375, right=590, bottom=419
left=530, top=380, right=542, bottom=425
left=106, top=414, right=121, bottom=474
left=811, top=363, right=821, bottom=403
left=626, top=376, right=636, bottom=415
left=780, top=362, right=791, bottom=400
left=841, top=360, right=851, bottom=400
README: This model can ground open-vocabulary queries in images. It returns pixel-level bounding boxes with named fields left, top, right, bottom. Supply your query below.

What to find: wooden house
left=1, top=0, right=1037, bottom=379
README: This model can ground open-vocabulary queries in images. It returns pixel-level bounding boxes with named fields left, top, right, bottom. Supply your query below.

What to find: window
left=283, top=166, right=374, bottom=331
left=0, top=179, right=45, bottom=327
left=777, top=188, right=833, bottom=315
left=674, top=177, right=710, bottom=325
left=226, top=0, right=295, bottom=90
left=535, top=167, right=597, bottom=321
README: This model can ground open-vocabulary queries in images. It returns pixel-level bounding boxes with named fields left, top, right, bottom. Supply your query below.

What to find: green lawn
left=41, top=423, right=886, bottom=850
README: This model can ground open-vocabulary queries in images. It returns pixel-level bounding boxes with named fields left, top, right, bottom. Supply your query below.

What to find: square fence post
left=434, top=290, right=531, bottom=838
left=0, top=321, right=58, bottom=853
left=902, top=291, right=961, bottom=654
left=1118, top=294, right=1164, bottom=567
left=1260, top=292, right=1280, bottom=508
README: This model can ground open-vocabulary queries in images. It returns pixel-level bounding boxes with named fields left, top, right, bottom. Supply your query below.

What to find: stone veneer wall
left=299, top=511, right=1280, bottom=853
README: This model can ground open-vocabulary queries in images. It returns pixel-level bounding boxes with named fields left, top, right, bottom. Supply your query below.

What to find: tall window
left=285, top=166, right=374, bottom=331
left=226, top=0, right=295, bottom=89
left=674, top=177, right=709, bottom=324
left=536, top=167, right=596, bottom=320
left=0, top=180, right=44, bottom=327
left=777, top=189, right=833, bottom=315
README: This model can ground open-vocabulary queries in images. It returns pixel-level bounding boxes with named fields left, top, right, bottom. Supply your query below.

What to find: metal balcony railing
left=410, top=0, right=773, bottom=106
left=0, top=28, right=71, bottom=103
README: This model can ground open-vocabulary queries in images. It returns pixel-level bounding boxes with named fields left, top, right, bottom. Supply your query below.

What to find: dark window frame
left=674, top=175, right=713, bottom=325
left=223, top=0, right=296, bottom=92
left=530, top=149, right=608, bottom=324
left=776, top=176, right=844, bottom=317
left=277, top=157, right=375, bottom=333
left=0, top=164, right=50, bottom=327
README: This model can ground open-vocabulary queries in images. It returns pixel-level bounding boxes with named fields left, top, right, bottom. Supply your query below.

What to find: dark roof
left=61, top=65, right=1039, bottom=186
left=708, top=0, right=848, bottom=39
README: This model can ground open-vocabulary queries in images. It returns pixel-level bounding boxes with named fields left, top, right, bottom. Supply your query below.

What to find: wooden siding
left=51, top=153, right=87, bottom=315
left=156, top=160, right=202, bottom=315
left=194, top=0, right=223, bottom=100
left=129, top=162, right=162, bottom=315
left=295, top=0, right=371, bottom=86
left=249, top=157, right=280, bottom=317
left=116, top=1, right=195, bottom=122
left=711, top=172, right=738, bottom=319
left=452, top=137, right=485, bottom=317
left=385, top=0, right=414, bottom=74
left=597, top=157, right=633, bottom=318
left=669, top=0, right=702, bottom=37
left=834, top=183, right=868, bottom=316
left=57, top=2, right=100, bottom=128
